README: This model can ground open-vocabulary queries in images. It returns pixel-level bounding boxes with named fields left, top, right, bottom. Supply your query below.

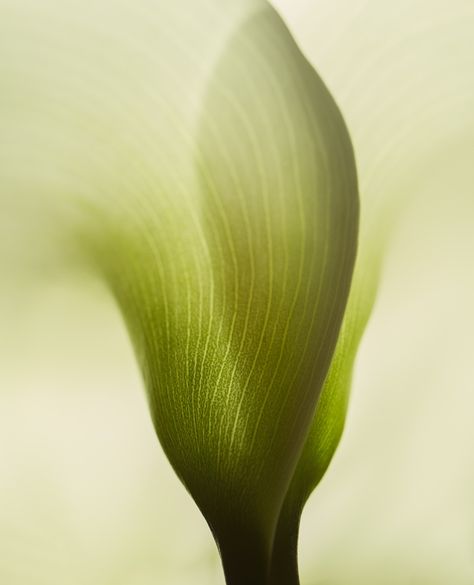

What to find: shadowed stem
left=216, top=525, right=272, bottom=585
left=214, top=503, right=304, bottom=584
left=268, top=502, right=302, bottom=585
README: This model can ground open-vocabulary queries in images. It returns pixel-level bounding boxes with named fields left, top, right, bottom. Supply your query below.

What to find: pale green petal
left=85, top=6, right=359, bottom=582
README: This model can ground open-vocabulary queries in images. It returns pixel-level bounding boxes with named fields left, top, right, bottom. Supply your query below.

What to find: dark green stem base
left=217, top=526, right=272, bottom=585
left=268, top=505, right=301, bottom=585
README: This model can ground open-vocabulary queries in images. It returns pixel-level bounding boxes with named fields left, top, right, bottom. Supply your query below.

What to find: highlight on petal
left=191, top=9, right=359, bottom=582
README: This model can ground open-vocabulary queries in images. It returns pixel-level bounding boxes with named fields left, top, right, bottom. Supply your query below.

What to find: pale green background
left=1, top=0, right=473, bottom=583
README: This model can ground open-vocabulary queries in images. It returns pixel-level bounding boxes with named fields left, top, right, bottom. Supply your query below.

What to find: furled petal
left=88, top=5, right=359, bottom=583
left=0, top=0, right=359, bottom=583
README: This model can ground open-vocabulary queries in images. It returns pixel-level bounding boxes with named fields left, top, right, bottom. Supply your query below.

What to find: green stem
left=216, top=526, right=271, bottom=585
left=268, top=503, right=301, bottom=585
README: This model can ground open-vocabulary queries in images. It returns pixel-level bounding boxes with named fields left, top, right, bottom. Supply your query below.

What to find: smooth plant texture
left=2, top=0, right=474, bottom=584
left=270, top=239, right=382, bottom=584
left=1, top=0, right=361, bottom=583
left=88, top=7, right=359, bottom=584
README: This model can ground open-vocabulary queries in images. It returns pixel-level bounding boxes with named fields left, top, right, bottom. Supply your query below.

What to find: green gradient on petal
left=85, top=5, right=358, bottom=583
left=1, top=0, right=473, bottom=584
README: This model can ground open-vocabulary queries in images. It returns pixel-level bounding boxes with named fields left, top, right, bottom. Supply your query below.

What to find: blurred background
left=1, top=0, right=473, bottom=583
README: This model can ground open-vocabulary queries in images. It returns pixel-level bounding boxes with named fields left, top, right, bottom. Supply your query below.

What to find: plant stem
left=217, top=526, right=271, bottom=585
left=268, top=503, right=301, bottom=585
